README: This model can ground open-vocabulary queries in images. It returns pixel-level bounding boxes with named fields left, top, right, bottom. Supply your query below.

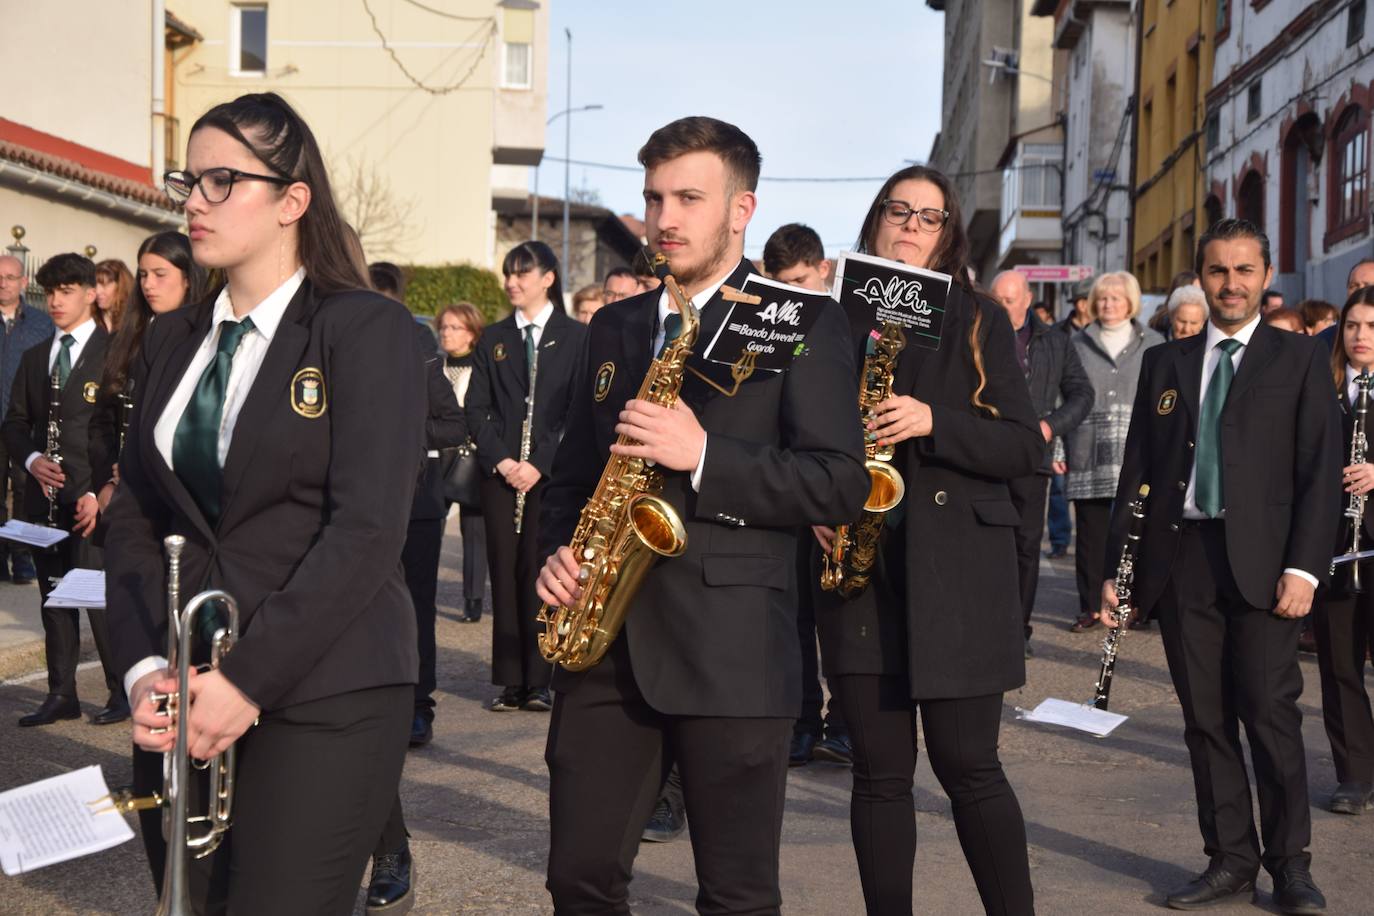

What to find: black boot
left=460, top=597, right=483, bottom=623
left=366, top=843, right=414, bottom=913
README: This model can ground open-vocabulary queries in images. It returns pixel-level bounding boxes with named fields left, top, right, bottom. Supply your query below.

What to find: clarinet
left=513, top=343, right=538, bottom=535
left=43, top=368, right=63, bottom=527
left=116, top=382, right=135, bottom=457
left=1092, top=484, right=1150, bottom=711
left=1346, top=371, right=1371, bottom=593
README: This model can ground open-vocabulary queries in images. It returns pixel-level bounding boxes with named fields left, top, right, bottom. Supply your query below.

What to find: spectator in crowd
left=1047, top=280, right=1094, bottom=560
left=1261, top=288, right=1285, bottom=315
left=93, top=259, right=133, bottom=334
left=1033, top=301, right=1055, bottom=325
left=1300, top=299, right=1339, bottom=336
left=1348, top=258, right=1374, bottom=297
left=1168, top=284, right=1209, bottom=340
left=1168, top=269, right=1201, bottom=294
left=571, top=284, right=604, bottom=323
left=1265, top=308, right=1306, bottom=334
left=1149, top=270, right=1205, bottom=338
left=1066, top=271, right=1164, bottom=632
left=763, top=222, right=833, bottom=293
left=1059, top=278, right=1094, bottom=335
left=0, top=254, right=52, bottom=586
left=602, top=265, right=640, bottom=305
left=435, top=301, right=488, bottom=624
left=990, top=270, right=1094, bottom=657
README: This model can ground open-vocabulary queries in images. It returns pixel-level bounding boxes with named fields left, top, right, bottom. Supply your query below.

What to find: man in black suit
left=1099, top=219, right=1341, bottom=914
left=536, top=116, right=869, bottom=913
left=2, top=253, right=124, bottom=726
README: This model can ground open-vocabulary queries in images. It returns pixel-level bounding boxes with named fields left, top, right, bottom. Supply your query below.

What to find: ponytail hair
left=502, top=240, right=564, bottom=312
left=188, top=92, right=369, bottom=295
left=857, top=165, right=998, bottom=417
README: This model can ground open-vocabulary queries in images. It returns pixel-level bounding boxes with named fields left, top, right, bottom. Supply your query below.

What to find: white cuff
left=23, top=451, right=41, bottom=473
left=124, top=655, right=169, bottom=699
left=690, top=435, right=708, bottom=493
left=1283, top=568, right=1319, bottom=589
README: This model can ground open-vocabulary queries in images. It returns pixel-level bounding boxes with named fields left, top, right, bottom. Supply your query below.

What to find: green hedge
left=403, top=263, right=509, bottom=323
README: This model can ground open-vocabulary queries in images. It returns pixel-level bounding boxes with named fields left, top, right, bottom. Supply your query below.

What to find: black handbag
left=442, top=441, right=482, bottom=509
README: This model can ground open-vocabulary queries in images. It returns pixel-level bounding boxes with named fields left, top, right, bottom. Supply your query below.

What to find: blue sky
left=534, top=1, right=947, bottom=259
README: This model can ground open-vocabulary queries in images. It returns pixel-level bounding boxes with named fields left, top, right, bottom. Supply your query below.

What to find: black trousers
left=35, top=506, right=119, bottom=699
left=0, top=436, right=32, bottom=569
left=1071, top=498, right=1112, bottom=621
left=797, top=536, right=843, bottom=737
left=133, top=685, right=411, bottom=915
left=1007, top=475, right=1049, bottom=638
left=402, top=515, right=444, bottom=713
left=545, top=639, right=792, bottom=915
left=1157, top=522, right=1311, bottom=875
left=480, top=475, right=551, bottom=689
left=1312, top=584, right=1374, bottom=786
left=834, top=675, right=1034, bottom=916
left=459, top=505, right=487, bottom=602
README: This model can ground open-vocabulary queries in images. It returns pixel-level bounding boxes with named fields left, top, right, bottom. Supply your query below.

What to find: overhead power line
left=542, top=155, right=1062, bottom=183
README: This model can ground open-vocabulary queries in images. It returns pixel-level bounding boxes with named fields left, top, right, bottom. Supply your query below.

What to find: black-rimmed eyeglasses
left=163, top=168, right=294, bottom=205
left=880, top=200, right=950, bottom=232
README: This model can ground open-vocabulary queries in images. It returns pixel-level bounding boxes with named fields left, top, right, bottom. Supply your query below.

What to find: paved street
left=2, top=518, right=1372, bottom=914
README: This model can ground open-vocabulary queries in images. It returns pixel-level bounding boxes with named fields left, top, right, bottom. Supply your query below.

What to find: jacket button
left=1169, top=523, right=1180, bottom=532
left=1177, top=480, right=1187, bottom=491
left=934, top=490, right=948, bottom=506
left=1186, top=440, right=1195, bottom=449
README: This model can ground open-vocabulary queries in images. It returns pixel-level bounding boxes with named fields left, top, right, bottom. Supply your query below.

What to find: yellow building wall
left=169, top=0, right=546, bottom=266
left=1132, top=0, right=1214, bottom=291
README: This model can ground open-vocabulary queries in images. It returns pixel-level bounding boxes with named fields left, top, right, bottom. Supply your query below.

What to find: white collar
left=1204, top=311, right=1262, bottom=353
left=514, top=301, right=556, bottom=330
left=656, top=268, right=733, bottom=327
left=214, top=267, right=306, bottom=342
left=56, top=317, right=98, bottom=346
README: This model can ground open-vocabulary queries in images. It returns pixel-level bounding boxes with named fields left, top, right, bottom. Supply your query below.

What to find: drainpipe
left=151, top=0, right=166, bottom=182
left=1126, top=0, right=1143, bottom=276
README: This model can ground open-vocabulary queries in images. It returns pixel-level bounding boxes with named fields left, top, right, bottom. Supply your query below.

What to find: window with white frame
left=233, top=4, right=268, bottom=76
left=1019, top=144, right=1062, bottom=209
left=503, top=41, right=532, bottom=89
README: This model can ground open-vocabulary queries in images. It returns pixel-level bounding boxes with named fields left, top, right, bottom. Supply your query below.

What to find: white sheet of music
left=1017, top=698, right=1128, bottom=738
left=44, top=569, right=106, bottom=609
left=0, top=765, right=134, bottom=875
left=0, top=519, right=68, bottom=549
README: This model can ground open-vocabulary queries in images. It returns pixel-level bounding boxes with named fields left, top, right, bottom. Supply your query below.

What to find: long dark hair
left=856, top=165, right=996, bottom=416
left=1332, top=285, right=1374, bottom=389
left=102, top=231, right=210, bottom=395
left=189, top=92, right=368, bottom=294
left=502, top=241, right=564, bottom=312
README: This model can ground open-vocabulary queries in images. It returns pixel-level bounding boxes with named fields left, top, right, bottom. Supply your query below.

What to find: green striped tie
left=1195, top=337, right=1243, bottom=518
left=172, top=317, right=255, bottom=525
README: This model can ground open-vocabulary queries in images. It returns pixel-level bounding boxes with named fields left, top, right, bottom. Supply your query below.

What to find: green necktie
left=55, top=334, right=75, bottom=388
left=656, top=312, right=682, bottom=358
left=172, top=317, right=255, bottom=525
left=1195, top=337, right=1243, bottom=518
left=523, top=324, right=537, bottom=380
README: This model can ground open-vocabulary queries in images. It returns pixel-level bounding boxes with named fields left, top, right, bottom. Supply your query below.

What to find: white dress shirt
left=1182, top=313, right=1316, bottom=586
left=1345, top=364, right=1373, bottom=407
left=655, top=272, right=730, bottom=492
left=514, top=300, right=555, bottom=350
left=126, top=268, right=305, bottom=697
left=25, top=318, right=99, bottom=472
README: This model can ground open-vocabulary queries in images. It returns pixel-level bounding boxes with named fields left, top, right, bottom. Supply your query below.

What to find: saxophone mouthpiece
left=648, top=250, right=672, bottom=281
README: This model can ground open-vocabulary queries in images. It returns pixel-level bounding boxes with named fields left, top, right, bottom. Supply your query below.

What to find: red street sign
left=1013, top=265, right=1094, bottom=283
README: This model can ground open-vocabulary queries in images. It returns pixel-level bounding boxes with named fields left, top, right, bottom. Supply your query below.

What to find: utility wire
left=542, top=155, right=1056, bottom=183
left=361, top=0, right=496, bottom=96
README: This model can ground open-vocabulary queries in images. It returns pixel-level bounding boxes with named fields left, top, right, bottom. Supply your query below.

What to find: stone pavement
left=1, top=521, right=1372, bottom=914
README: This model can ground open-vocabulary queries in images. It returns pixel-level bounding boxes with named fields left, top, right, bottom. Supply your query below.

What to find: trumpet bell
left=863, top=460, right=904, bottom=514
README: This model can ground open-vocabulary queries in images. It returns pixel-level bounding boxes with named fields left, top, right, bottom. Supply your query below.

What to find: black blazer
left=1, top=327, right=110, bottom=517
left=538, top=258, right=870, bottom=718
left=411, top=321, right=467, bottom=521
left=465, top=306, right=586, bottom=479
left=1104, top=322, right=1343, bottom=613
left=103, top=281, right=426, bottom=711
left=817, top=285, right=1043, bottom=699
left=1024, top=312, right=1094, bottom=474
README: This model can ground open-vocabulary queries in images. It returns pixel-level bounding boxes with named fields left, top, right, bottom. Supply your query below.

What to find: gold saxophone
left=536, top=254, right=695, bottom=671
left=819, top=322, right=907, bottom=598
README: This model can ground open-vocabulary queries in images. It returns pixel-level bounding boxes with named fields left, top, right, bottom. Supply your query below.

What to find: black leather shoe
left=641, top=796, right=686, bottom=843
left=19, top=695, right=81, bottom=727
left=1271, top=862, right=1325, bottom=914
left=813, top=732, right=854, bottom=766
left=1329, top=781, right=1374, bottom=814
left=522, top=687, right=552, bottom=711
left=91, top=695, right=130, bottom=726
left=789, top=731, right=816, bottom=766
left=459, top=597, right=483, bottom=623
left=11, top=553, right=36, bottom=586
left=366, top=845, right=414, bottom=914
left=489, top=686, right=524, bottom=711
left=409, top=712, right=433, bottom=748
left=1165, top=865, right=1256, bottom=910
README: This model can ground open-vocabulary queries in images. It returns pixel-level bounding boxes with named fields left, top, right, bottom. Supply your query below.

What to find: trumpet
left=107, top=535, right=241, bottom=915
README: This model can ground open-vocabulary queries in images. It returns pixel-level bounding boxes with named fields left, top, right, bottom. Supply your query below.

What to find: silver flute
left=514, top=344, right=538, bottom=534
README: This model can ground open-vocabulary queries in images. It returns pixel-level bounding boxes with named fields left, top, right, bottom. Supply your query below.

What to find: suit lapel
left=620, top=297, right=655, bottom=389
left=535, top=310, right=573, bottom=390
left=499, top=320, right=529, bottom=394
left=1226, top=321, right=1279, bottom=405
left=1174, top=333, right=1206, bottom=433
left=218, top=284, right=315, bottom=530
left=60, top=328, right=107, bottom=415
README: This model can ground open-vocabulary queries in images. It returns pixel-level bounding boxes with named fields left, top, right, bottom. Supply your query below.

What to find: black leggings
left=835, top=675, right=1034, bottom=916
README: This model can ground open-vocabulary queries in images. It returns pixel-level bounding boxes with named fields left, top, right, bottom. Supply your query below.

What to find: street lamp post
left=532, top=101, right=603, bottom=242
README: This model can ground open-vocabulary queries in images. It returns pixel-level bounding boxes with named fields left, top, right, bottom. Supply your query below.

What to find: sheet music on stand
left=1016, top=697, right=1128, bottom=738
left=0, top=519, right=68, bottom=549
left=0, top=765, right=134, bottom=875
left=44, top=569, right=106, bottom=610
